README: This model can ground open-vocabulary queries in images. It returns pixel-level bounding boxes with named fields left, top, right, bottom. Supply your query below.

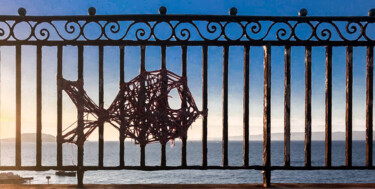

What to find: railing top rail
left=0, top=7, right=374, bottom=44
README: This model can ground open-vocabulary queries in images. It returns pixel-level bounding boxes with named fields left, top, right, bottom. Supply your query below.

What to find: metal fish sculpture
left=57, top=68, right=203, bottom=147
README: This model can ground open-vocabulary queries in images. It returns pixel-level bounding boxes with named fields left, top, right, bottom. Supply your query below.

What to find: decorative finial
left=159, top=6, right=167, bottom=15
left=369, top=8, right=375, bottom=17
left=299, top=8, right=308, bottom=16
left=229, top=7, right=237, bottom=16
left=18, top=7, right=26, bottom=16
left=88, top=7, right=96, bottom=16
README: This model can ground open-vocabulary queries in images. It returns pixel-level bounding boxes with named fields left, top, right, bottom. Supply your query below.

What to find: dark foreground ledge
left=0, top=184, right=374, bottom=189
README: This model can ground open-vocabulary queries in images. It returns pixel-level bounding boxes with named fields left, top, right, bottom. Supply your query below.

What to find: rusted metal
left=119, top=46, right=125, bottom=167
left=140, top=46, right=146, bottom=167
left=57, top=45, right=63, bottom=168
left=57, top=65, right=202, bottom=158
left=161, top=45, right=166, bottom=68
left=243, top=46, right=249, bottom=167
left=15, top=45, right=21, bottom=167
left=181, top=137, right=187, bottom=167
left=2, top=9, right=375, bottom=187
left=99, top=45, right=104, bottom=168
left=284, top=46, right=291, bottom=167
left=346, top=46, right=353, bottom=167
left=140, top=144, right=145, bottom=167
left=106, top=69, right=200, bottom=145
left=36, top=45, right=42, bottom=168
left=181, top=45, right=187, bottom=167
left=77, top=45, right=84, bottom=186
left=161, top=45, right=167, bottom=167
left=161, top=144, right=166, bottom=167
left=263, top=45, right=271, bottom=187
left=223, top=46, right=229, bottom=167
left=305, top=46, right=312, bottom=167
left=366, top=46, right=373, bottom=167
left=120, top=46, right=125, bottom=82
left=202, top=45, right=208, bottom=168
left=325, top=46, right=332, bottom=167
left=140, top=46, right=146, bottom=72
left=1, top=15, right=375, bottom=45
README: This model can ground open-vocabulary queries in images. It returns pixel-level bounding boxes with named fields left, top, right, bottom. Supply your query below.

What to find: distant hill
left=1, top=133, right=55, bottom=143
left=211, top=131, right=370, bottom=141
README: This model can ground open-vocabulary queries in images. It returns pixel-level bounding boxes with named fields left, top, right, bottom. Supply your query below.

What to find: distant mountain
left=211, top=131, right=370, bottom=141
left=1, top=133, right=55, bottom=143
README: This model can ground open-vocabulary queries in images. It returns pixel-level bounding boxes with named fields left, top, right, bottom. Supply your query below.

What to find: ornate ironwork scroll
left=0, top=15, right=374, bottom=44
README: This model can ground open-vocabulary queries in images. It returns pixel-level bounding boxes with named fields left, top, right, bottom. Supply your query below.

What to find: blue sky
left=0, top=0, right=374, bottom=141
left=0, top=0, right=373, bottom=16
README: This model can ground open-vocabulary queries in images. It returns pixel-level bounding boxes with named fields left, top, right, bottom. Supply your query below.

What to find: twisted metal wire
left=58, top=69, right=202, bottom=147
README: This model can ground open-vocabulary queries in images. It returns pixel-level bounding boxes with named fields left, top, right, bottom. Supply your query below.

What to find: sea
left=0, top=141, right=374, bottom=184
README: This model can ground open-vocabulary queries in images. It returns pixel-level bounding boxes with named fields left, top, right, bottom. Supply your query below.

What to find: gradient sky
left=0, top=0, right=374, bottom=141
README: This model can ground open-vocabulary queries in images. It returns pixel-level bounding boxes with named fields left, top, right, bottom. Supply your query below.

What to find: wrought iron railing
left=0, top=6, right=374, bottom=187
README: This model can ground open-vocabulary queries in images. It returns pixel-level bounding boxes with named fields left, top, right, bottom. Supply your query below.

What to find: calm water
left=0, top=141, right=374, bottom=184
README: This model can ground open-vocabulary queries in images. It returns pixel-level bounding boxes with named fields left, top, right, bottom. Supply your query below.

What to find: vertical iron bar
left=161, top=45, right=167, bottom=167
left=15, top=45, right=21, bottom=167
left=284, top=46, right=291, bottom=167
left=346, top=46, right=353, bottom=167
left=120, top=46, right=125, bottom=83
left=57, top=45, right=63, bottom=168
left=366, top=46, right=373, bottom=167
left=0, top=47, right=1, bottom=166
left=98, top=45, right=104, bottom=168
left=181, top=45, right=187, bottom=167
left=140, top=145, right=145, bottom=167
left=223, top=46, right=228, bottom=167
left=119, top=46, right=125, bottom=167
left=161, top=45, right=166, bottom=68
left=243, top=46, right=249, bottom=167
left=161, top=144, right=166, bottom=167
left=140, top=46, right=146, bottom=167
left=263, top=45, right=271, bottom=187
left=305, top=46, right=312, bottom=167
left=77, top=45, right=84, bottom=186
left=140, top=46, right=146, bottom=72
left=36, top=45, right=42, bottom=167
left=325, top=46, right=332, bottom=167
left=202, top=46, right=208, bottom=168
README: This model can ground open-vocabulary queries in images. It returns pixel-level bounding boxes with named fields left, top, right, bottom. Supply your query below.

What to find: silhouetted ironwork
left=58, top=69, right=202, bottom=146
left=0, top=6, right=374, bottom=187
